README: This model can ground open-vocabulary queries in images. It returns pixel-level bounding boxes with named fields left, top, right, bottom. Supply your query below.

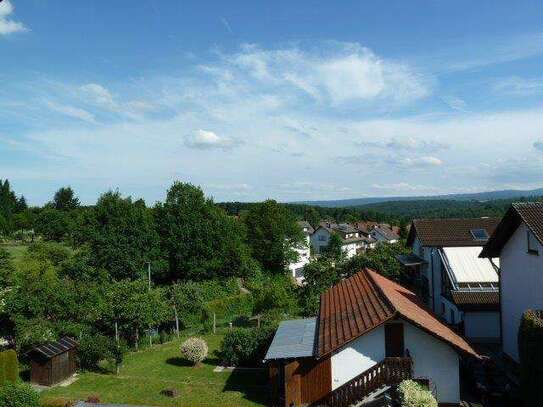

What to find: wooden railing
left=311, top=357, right=412, bottom=407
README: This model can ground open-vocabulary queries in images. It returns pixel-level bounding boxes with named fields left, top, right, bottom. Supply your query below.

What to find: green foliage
left=35, top=209, right=72, bottom=242
left=321, top=233, right=344, bottom=261
left=77, top=191, right=160, bottom=281
left=0, top=248, right=14, bottom=287
left=252, top=274, right=299, bottom=318
left=78, top=333, right=120, bottom=371
left=299, top=257, right=340, bottom=316
left=26, top=242, right=72, bottom=267
left=220, top=326, right=276, bottom=367
left=398, top=380, right=437, bottom=407
left=518, top=310, right=543, bottom=406
left=206, top=294, right=254, bottom=322
left=0, top=383, right=40, bottom=407
left=155, top=182, right=256, bottom=281
left=0, top=180, right=27, bottom=235
left=2, top=350, right=18, bottom=384
left=52, top=187, right=80, bottom=211
left=341, top=242, right=410, bottom=281
left=0, top=352, right=5, bottom=386
left=243, top=200, right=304, bottom=274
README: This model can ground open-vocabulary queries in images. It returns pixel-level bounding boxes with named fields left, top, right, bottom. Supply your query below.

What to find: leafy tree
left=341, top=242, right=410, bottom=281
left=322, top=233, right=345, bottom=261
left=243, top=200, right=304, bottom=274
left=0, top=248, right=14, bottom=288
left=78, top=191, right=160, bottom=281
left=252, top=274, right=299, bottom=319
left=155, top=182, right=256, bottom=281
left=52, top=187, right=80, bottom=211
left=0, top=179, right=27, bottom=235
left=34, top=208, right=72, bottom=241
left=299, top=258, right=339, bottom=316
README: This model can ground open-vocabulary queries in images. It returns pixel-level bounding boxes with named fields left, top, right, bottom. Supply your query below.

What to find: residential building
left=288, top=221, right=313, bottom=282
left=265, top=268, right=478, bottom=407
left=480, top=202, right=543, bottom=364
left=310, top=222, right=366, bottom=258
left=370, top=225, right=400, bottom=243
left=403, top=218, right=501, bottom=342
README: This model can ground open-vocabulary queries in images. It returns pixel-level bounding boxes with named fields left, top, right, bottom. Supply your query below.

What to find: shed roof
left=450, top=291, right=499, bottom=311
left=264, top=318, right=317, bottom=361
left=481, top=202, right=543, bottom=258
left=442, top=247, right=499, bottom=284
left=29, top=337, right=78, bottom=360
left=407, top=218, right=500, bottom=247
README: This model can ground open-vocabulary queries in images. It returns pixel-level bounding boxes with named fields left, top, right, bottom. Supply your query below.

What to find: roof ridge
left=362, top=268, right=398, bottom=317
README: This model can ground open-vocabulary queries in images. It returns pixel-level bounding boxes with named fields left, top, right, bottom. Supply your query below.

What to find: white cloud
left=80, top=83, right=116, bottom=109
left=371, top=182, right=440, bottom=193
left=493, top=76, right=543, bottom=96
left=534, top=139, right=543, bottom=153
left=397, top=156, right=443, bottom=168
left=184, top=129, right=240, bottom=150
left=0, top=0, right=27, bottom=35
left=45, top=101, right=96, bottom=123
left=442, top=96, right=468, bottom=112
left=219, top=43, right=431, bottom=106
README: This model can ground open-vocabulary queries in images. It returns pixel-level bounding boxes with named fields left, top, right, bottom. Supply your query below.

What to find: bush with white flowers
left=180, top=337, right=208, bottom=366
left=398, top=380, right=438, bottom=407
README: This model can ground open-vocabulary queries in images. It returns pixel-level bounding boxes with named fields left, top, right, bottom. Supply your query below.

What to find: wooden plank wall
left=283, top=357, right=331, bottom=406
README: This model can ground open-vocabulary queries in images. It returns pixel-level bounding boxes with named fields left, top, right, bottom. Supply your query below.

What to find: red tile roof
left=317, top=269, right=478, bottom=358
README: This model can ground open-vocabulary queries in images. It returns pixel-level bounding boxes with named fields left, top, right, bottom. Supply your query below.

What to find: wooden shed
left=28, top=337, right=78, bottom=386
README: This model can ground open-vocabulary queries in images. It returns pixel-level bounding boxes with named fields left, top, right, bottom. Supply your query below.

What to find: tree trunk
left=135, top=328, right=139, bottom=351
left=174, top=306, right=180, bottom=338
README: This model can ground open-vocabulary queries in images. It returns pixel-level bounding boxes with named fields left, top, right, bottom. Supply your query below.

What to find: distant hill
left=297, top=187, right=543, bottom=208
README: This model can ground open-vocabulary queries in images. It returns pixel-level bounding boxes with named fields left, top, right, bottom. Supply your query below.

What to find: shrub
left=206, top=293, right=254, bottom=322
left=3, top=349, right=18, bottom=384
left=0, top=382, right=40, bottom=407
left=398, top=380, right=437, bottom=407
left=0, top=351, right=5, bottom=386
left=220, top=325, right=276, bottom=367
left=40, top=397, right=75, bottom=407
left=180, top=337, right=208, bottom=366
left=518, top=310, right=543, bottom=406
left=78, top=333, right=116, bottom=370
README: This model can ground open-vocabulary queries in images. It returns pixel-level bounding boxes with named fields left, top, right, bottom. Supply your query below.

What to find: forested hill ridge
left=296, top=187, right=543, bottom=208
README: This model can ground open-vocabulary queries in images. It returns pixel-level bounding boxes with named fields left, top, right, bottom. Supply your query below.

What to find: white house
left=370, top=225, right=400, bottom=244
left=310, top=222, right=366, bottom=258
left=265, top=268, right=478, bottom=407
left=288, top=221, right=313, bottom=282
left=480, top=202, right=543, bottom=365
left=404, top=218, right=501, bottom=343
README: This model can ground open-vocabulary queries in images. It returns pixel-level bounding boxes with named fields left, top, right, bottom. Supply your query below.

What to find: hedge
left=1, top=350, right=18, bottom=384
left=518, top=310, right=543, bottom=406
left=220, top=325, right=276, bottom=367
left=0, top=382, right=40, bottom=407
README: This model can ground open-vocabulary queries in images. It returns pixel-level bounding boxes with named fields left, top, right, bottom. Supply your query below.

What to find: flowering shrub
left=180, top=337, right=208, bottom=366
left=398, top=380, right=438, bottom=407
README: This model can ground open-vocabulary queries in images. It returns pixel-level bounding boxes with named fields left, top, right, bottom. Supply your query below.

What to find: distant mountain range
left=297, top=187, right=543, bottom=208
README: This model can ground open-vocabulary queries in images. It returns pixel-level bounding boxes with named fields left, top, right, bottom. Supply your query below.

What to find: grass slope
left=42, top=332, right=268, bottom=407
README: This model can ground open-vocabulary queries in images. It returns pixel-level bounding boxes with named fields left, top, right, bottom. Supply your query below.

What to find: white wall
left=331, top=325, right=385, bottom=390
left=404, top=321, right=460, bottom=404
left=288, top=234, right=310, bottom=281
left=342, top=242, right=358, bottom=259
left=500, top=223, right=543, bottom=362
left=310, top=228, right=330, bottom=254
left=464, top=311, right=500, bottom=342
left=330, top=320, right=460, bottom=404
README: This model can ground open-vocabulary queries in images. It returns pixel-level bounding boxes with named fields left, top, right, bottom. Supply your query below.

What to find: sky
left=2, top=0, right=543, bottom=205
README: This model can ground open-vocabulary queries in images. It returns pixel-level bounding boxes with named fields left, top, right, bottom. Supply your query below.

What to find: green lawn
left=41, top=333, right=269, bottom=407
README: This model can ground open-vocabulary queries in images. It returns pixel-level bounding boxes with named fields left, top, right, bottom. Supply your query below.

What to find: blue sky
left=2, top=0, right=543, bottom=205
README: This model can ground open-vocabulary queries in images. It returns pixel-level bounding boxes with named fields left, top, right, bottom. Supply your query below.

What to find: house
left=265, top=268, right=478, bottom=407
left=288, top=221, right=313, bottom=282
left=310, top=222, right=367, bottom=258
left=480, top=202, right=543, bottom=365
left=352, top=222, right=377, bottom=249
left=370, top=225, right=400, bottom=244
left=28, top=337, right=78, bottom=386
left=404, top=218, right=501, bottom=342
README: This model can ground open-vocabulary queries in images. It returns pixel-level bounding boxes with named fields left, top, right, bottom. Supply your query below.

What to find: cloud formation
left=184, top=129, right=240, bottom=150
left=0, top=0, right=27, bottom=35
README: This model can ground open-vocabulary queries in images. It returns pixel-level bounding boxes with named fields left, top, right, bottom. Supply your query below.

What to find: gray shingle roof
left=264, top=318, right=316, bottom=360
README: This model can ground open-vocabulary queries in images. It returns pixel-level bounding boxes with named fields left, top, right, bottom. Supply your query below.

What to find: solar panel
left=471, top=228, right=489, bottom=241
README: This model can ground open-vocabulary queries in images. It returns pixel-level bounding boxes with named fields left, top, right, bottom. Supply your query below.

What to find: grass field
left=41, top=332, right=269, bottom=407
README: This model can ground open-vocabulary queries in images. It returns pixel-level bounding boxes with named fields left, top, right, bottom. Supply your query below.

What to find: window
left=470, top=229, right=489, bottom=241
left=528, top=230, right=539, bottom=255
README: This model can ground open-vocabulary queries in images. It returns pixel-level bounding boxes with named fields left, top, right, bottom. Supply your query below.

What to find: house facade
left=480, top=202, right=543, bottom=364
left=404, top=218, right=501, bottom=342
left=310, top=222, right=366, bottom=258
left=265, top=268, right=478, bottom=407
left=370, top=226, right=400, bottom=244
left=288, top=221, right=314, bottom=282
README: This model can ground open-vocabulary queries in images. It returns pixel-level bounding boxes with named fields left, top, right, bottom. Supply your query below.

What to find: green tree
left=322, top=233, right=345, bottom=262
left=3, top=349, right=18, bottom=384
left=52, top=187, right=80, bottom=211
left=299, top=258, right=339, bottom=316
left=0, top=248, right=14, bottom=288
left=35, top=208, right=72, bottom=241
left=341, top=242, right=410, bottom=281
left=243, top=200, right=304, bottom=274
left=155, top=182, right=256, bottom=281
left=78, top=191, right=160, bottom=281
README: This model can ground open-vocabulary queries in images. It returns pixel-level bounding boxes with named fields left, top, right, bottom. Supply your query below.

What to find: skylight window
left=470, top=229, right=489, bottom=241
